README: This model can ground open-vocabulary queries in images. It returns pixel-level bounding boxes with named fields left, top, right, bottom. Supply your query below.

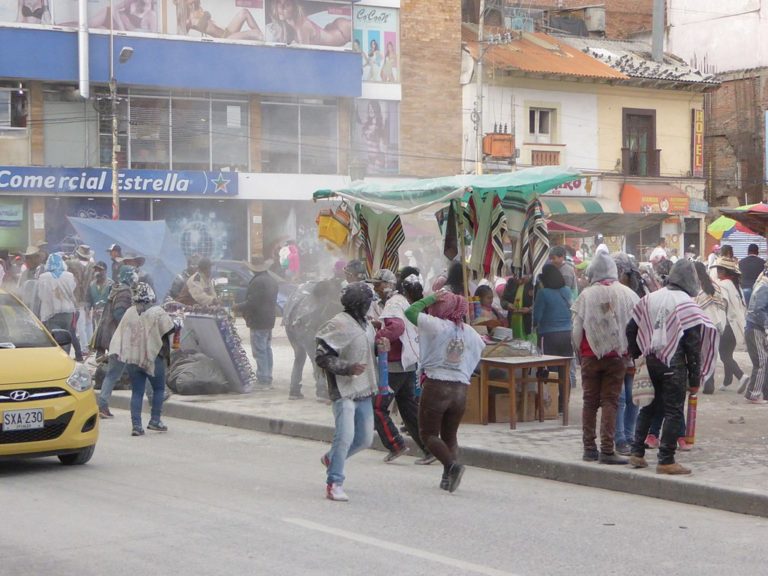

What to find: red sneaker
left=677, top=438, right=692, bottom=451
left=645, top=434, right=660, bottom=449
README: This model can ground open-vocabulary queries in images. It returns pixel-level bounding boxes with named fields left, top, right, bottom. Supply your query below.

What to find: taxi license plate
left=3, top=409, right=44, bottom=431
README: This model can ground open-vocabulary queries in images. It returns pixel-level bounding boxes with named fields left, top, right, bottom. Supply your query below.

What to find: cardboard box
left=462, top=376, right=481, bottom=424
left=539, top=380, right=560, bottom=420
left=493, top=391, right=536, bottom=423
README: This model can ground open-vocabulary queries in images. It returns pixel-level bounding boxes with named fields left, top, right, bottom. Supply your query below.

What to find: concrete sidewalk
left=105, top=322, right=768, bottom=518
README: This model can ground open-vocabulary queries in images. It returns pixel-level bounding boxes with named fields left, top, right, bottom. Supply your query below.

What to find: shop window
left=622, top=108, right=658, bottom=177
left=130, top=97, right=170, bottom=170
left=172, top=99, right=211, bottom=171
left=212, top=101, right=249, bottom=172
left=300, top=104, right=338, bottom=174
left=0, top=89, right=28, bottom=130
left=528, top=108, right=554, bottom=144
left=261, top=102, right=299, bottom=174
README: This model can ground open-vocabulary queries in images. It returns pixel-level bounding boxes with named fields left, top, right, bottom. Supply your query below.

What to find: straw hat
left=75, top=244, right=94, bottom=260
left=22, top=245, right=39, bottom=257
left=714, top=256, right=740, bottom=275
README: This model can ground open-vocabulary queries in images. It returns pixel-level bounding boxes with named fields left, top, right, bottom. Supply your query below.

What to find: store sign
left=353, top=6, right=399, bottom=83
left=0, top=167, right=238, bottom=196
left=0, top=202, right=22, bottom=227
left=691, top=109, right=704, bottom=178
left=542, top=176, right=598, bottom=197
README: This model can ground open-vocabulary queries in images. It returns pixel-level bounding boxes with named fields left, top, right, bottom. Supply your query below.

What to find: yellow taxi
left=0, top=289, right=98, bottom=464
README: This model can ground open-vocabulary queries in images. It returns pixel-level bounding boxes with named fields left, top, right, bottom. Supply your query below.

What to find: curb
left=109, top=395, right=768, bottom=518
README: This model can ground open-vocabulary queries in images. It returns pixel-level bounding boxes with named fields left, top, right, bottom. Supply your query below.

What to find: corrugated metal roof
left=556, top=36, right=719, bottom=85
left=462, top=26, right=627, bottom=80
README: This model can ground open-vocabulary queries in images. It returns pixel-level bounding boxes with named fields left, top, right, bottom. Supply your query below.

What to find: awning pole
left=455, top=199, right=471, bottom=314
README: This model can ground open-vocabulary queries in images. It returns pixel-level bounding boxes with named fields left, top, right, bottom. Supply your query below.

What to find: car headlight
left=66, top=363, right=93, bottom=392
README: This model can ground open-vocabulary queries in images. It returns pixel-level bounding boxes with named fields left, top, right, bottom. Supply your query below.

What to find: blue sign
left=0, top=167, right=238, bottom=197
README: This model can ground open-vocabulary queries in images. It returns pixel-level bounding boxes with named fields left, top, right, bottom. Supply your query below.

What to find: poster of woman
left=353, top=5, right=398, bottom=83
left=265, top=0, right=351, bottom=47
left=352, top=99, right=399, bottom=175
left=171, top=0, right=264, bottom=40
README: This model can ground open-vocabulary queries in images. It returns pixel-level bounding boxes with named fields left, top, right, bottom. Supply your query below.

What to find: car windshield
left=0, top=294, right=55, bottom=349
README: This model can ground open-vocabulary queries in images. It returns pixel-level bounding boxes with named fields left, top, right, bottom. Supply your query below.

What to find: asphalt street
left=2, top=413, right=767, bottom=576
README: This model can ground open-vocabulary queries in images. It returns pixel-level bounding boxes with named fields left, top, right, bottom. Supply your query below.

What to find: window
left=623, top=108, right=657, bottom=177
left=172, top=99, right=210, bottom=171
left=212, top=102, right=249, bottom=172
left=0, top=89, right=28, bottom=130
left=130, top=97, right=170, bottom=170
left=528, top=108, right=553, bottom=143
left=261, top=98, right=338, bottom=174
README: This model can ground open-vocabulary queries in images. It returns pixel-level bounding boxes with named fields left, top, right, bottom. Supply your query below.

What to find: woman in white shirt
left=713, top=256, right=748, bottom=392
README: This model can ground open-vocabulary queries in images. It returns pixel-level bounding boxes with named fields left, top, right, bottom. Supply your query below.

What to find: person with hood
left=693, top=261, right=727, bottom=395
left=626, top=260, right=717, bottom=474
left=37, top=253, right=83, bottom=362
left=93, top=264, right=137, bottom=419
left=316, top=282, right=379, bottom=502
left=571, top=252, right=640, bottom=465
left=404, top=289, right=485, bottom=493
left=371, top=269, right=434, bottom=465
left=109, top=282, right=175, bottom=436
left=742, top=263, right=768, bottom=403
left=234, top=256, right=279, bottom=387
left=713, top=256, right=749, bottom=393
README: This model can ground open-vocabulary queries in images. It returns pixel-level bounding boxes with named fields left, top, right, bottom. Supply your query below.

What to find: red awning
left=621, top=183, right=690, bottom=216
left=546, top=219, right=590, bottom=235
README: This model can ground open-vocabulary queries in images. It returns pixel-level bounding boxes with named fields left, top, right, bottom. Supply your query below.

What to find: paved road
left=2, top=414, right=767, bottom=576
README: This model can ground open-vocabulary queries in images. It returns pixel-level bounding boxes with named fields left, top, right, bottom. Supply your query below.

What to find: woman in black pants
left=714, top=256, right=748, bottom=392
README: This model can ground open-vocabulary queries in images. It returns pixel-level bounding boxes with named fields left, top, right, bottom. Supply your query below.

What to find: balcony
left=622, top=147, right=661, bottom=177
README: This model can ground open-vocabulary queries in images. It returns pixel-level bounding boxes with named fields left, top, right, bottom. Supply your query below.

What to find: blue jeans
left=250, top=329, right=273, bottom=384
left=98, top=355, right=126, bottom=410
left=615, top=373, right=638, bottom=445
left=325, top=397, right=374, bottom=485
left=127, top=357, right=166, bottom=428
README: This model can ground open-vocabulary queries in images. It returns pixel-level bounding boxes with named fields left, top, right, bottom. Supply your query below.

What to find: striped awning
left=540, top=197, right=612, bottom=215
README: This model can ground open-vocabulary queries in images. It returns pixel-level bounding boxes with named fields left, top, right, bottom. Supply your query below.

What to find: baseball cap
left=108, top=243, right=122, bottom=253
left=366, top=269, right=397, bottom=285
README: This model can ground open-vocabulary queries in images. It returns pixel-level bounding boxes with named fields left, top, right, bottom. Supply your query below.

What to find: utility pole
left=110, top=0, right=119, bottom=220
left=475, top=0, right=486, bottom=175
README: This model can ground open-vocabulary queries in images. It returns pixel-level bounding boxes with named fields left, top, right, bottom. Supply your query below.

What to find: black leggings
left=418, top=379, right=467, bottom=472
left=539, top=330, right=573, bottom=411
left=720, top=325, right=744, bottom=387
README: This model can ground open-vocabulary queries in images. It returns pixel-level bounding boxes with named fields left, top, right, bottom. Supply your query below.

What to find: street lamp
left=109, top=3, right=134, bottom=220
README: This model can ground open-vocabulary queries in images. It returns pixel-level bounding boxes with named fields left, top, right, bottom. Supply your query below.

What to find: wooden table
left=479, top=355, right=572, bottom=430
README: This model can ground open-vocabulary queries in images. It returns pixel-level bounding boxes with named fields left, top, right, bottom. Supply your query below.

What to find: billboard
left=352, top=5, right=398, bottom=82
left=1, top=0, right=159, bottom=32
left=352, top=99, right=398, bottom=175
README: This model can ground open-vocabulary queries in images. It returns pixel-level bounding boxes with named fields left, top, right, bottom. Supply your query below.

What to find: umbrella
left=719, top=204, right=768, bottom=237
left=68, top=217, right=186, bottom=301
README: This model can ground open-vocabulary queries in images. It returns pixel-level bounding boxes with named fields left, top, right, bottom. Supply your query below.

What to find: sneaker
left=677, top=438, right=692, bottom=451
left=440, top=474, right=449, bottom=491
left=383, top=445, right=409, bottom=463
left=747, top=397, right=768, bottom=405
left=718, top=384, right=731, bottom=392
left=644, top=434, right=660, bottom=449
left=98, top=406, right=114, bottom=419
left=582, top=448, right=599, bottom=462
left=320, top=454, right=330, bottom=469
left=598, top=452, right=628, bottom=465
left=737, top=375, right=750, bottom=395
left=288, top=392, right=304, bottom=400
left=615, top=441, right=631, bottom=456
left=131, top=427, right=145, bottom=436
left=657, top=462, right=692, bottom=475
left=147, top=420, right=168, bottom=432
left=446, top=463, right=465, bottom=493
left=326, top=483, right=349, bottom=502
left=415, top=453, right=438, bottom=465
left=629, top=455, right=648, bottom=468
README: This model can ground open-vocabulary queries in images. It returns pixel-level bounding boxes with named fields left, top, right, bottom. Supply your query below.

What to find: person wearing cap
left=67, top=244, right=95, bottom=354
left=739, top=243, right=765, bottom=305
left=108, top=244, right=123, bottom=283
left=316, top=282, right=379, bottom=502
left=714, top=255, right=749, bottom=394
left=234, top=256, right=279, bottom=387
left=571, top=252, right=639, bottom=465
left=185, top=257, right=218, bottom=306
left=87, top=261, right=113, bottom=335
left=342, top=259, right=368, bottom=287
left=367, top=268, right=435, bottom=465
left=109, top=282, right=175, bottom=436
left=169, top=255, right=200, bottom=301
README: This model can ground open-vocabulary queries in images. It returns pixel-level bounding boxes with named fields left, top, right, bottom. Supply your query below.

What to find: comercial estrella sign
left=0, top=167, right=238, bottom=197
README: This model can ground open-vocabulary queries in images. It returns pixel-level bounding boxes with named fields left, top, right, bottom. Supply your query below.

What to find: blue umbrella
left=67, top=218, right=185, bottom=301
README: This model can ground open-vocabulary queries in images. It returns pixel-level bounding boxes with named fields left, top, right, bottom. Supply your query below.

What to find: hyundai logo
left=9, top=390, right=29, bottom=401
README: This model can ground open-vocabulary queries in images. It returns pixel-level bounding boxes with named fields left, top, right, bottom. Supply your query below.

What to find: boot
left=598, top=452, right=628, bottom=465
left=629, top=455, right=648, bottom=468
left=656, top=462, right=692, bottom=475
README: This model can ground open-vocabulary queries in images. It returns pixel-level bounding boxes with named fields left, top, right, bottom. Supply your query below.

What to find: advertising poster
left=353, top=5, right=398, bottom=82
left=352, top=99, right=399, bottom=176
left=0, top=0, right=159, bottom=32
left=264, top=0, right=351, bottom=47
left=169, top=0, right=264, bottom=40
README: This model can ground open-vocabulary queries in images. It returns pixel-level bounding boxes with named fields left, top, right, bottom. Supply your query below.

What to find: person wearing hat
left=17, top=245, right=42, bottom=311
left=67, top=244, right=95, bottom=354
left=714, top=256, right=749, bottom=393
left=108, top=244, right=123, bottom=283
left=342, top=259, right=368, bottom=287
left=87, top=261, right=113, bottom=336
left=121, top=254, right=154, bottom=292
left=109, top=282, right=175, bottom=436
left=234, top=255, right=279, bottom=387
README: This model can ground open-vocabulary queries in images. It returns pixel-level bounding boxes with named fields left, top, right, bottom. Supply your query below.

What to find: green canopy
left=313, top=166, right=580, bottom=215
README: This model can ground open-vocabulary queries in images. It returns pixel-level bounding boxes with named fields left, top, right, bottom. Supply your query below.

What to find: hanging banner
left=353, top=6, right=399, bottom=83
left=264, top=0, right=351, bottom=47
left=1, top=0, right=160, bottom=32
left=691, top=109, right=704, bottom=178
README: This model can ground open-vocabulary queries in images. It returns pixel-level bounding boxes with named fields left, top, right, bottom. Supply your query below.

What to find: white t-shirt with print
left=416, top=314, right=485, bottom=384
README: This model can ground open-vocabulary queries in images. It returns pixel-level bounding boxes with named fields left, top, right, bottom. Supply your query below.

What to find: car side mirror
left=50, top=328, right=72, bottom=353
